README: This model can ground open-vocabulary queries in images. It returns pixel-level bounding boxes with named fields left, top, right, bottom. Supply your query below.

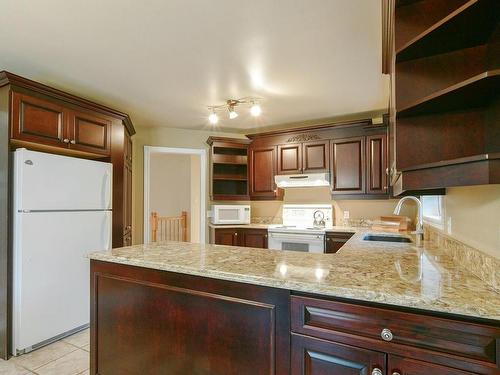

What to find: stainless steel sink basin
left=363, top=234, right=412, bottom=243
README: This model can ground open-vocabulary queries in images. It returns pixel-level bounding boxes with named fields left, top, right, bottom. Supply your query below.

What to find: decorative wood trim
left=206, top=136, right=251, bottom=146
left=246, top=118, right=373, bottom=139
left=0, top=71, right=135, bottom=135
left=286, top=134, right=321, bottom=143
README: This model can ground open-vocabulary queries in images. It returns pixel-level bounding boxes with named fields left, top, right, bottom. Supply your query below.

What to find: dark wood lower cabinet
left=291, top=333, right=386, bottom=375
left=214, top=228, right=239, bottom=246
left=91, top=260, right=290, bottom=375
left=213, top=228, right=268, bottom=248
left=90, top=261, right=500, bottom=375
left=325, top=232, right=354, bottom=253
left=388, top=355, right=472, bottom=375
left=242, top=229, right=268, bottom=248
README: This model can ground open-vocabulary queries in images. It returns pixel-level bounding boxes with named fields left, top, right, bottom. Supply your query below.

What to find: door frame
left=143, top=146, right=206, bottom=244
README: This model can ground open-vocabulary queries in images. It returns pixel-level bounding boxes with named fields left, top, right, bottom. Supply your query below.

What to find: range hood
left=274, top=173, right=330, bottom=188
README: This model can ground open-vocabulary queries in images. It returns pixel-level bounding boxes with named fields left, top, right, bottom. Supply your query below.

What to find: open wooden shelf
left=396, top=0, right=499, bottom=62
left=397, top=70, right=500, bottom=117
left=212, top=174, right=247, bottom=181
left=207, top=137, right=250, bottom=200
left=212, top=154, right=247, bottom=165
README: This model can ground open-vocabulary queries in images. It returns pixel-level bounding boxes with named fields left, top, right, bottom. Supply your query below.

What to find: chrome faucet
left=393, top=196, right=424, bottom=244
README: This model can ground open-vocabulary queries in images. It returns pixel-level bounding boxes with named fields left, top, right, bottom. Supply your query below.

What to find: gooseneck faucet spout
left=393, top=196, right=424, bottom=244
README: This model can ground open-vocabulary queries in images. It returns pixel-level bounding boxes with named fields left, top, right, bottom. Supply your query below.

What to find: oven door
left=268, top=232, right=324, bottom=253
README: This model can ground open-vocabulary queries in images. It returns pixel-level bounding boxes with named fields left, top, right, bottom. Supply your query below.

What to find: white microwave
left=211, top=205, right=251, bottom=225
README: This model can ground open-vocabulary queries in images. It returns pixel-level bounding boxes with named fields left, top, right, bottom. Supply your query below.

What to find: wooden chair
left=150, top=211, right=188, bottom=242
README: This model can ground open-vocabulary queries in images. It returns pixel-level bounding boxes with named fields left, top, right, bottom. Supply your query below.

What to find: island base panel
left=90, top=260, right=290, bottom=375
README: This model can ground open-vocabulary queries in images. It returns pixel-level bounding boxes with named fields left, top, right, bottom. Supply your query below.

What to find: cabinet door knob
left=234, top=232, right=238, bottom=236
left=70, top=140, right=76, bottom=144
left=62, top=138, right=70, bottom=143
left=392, top=372, right=401, bottom=375
left=381, top=328, right=393, bottom=341
left=372, top=368, right=383, bottom=375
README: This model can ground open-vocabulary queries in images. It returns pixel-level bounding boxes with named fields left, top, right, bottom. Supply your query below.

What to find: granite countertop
left=208, top=223, right=360, bottom=232
left=208, top=223, right=272, bottom=229
left=88, top=230, right=500, bottom=321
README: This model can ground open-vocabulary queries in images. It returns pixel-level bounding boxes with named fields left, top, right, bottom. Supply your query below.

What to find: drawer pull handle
left=381, top=328, right=393, bottom=341
left=372, top=368, right=383, bottom=375
left=63, top=138, right=70, bottom=143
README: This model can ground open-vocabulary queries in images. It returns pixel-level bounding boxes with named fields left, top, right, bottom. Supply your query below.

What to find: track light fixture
left=250, top=102, right=261, bottom=117
left=208, top=110, right=218, bottom=125
left=207, top=97, right=262, bottom=124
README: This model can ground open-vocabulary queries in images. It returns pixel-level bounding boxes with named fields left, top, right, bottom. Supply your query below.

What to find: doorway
left=143, top=146, right=206, bottom=244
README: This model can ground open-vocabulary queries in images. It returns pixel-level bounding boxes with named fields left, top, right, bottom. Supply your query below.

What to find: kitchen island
left=88, top=231, right=500, bottom=375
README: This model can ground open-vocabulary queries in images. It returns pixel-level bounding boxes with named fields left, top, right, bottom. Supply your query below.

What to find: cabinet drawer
left=291, top=296, right=500, bottom=366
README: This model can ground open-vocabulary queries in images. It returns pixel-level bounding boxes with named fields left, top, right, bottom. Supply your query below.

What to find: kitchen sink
left=363, top=234, right=412, bottom=243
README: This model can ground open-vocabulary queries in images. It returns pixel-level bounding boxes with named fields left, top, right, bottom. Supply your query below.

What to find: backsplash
left=425, top=224, right=500, bottom=292
left=251, top=216, right=282, bottom=225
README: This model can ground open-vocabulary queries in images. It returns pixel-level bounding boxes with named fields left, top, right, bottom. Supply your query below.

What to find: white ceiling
left=0, top=0, right=389, bottom=132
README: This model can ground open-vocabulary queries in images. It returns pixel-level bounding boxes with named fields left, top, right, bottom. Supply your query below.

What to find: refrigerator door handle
left=102, top=171, right=111, bottom=209
left=101, top=214, right=111, bottom=250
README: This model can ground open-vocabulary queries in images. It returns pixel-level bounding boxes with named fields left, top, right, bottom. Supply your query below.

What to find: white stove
left=268, top=205, right=333, bottom=253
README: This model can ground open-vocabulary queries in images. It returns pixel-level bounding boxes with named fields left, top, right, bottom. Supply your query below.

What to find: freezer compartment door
left=14, top=149, right=112, bottom=211
left=12, top=211, right=111, bottom=353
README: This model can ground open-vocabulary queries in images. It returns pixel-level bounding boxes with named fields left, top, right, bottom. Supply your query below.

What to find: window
left=421, top=195, right=444, bottom=226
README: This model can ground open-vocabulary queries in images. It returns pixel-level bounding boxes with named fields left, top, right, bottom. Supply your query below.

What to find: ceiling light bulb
left=208, top=111, right=218, bottom=124
left=229, top=107, right=238, bottom=119
left=250, top=103, right=262, bottom=117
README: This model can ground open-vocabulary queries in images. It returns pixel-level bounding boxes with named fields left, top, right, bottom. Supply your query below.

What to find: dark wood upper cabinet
left=331, top=137, right=365, bottom=194
left=291, top=333, right=386, bottom=375
left=68, top=109, right=111, bottom=156
left=249, top=145, right=281, bottom=200
left=11, top=92, right=67, bottom=147
left=302, top=140, right=329, bottom=173
left=366, top=134, right=388, bottom=194
left=278, top=143, right=302, bottom=174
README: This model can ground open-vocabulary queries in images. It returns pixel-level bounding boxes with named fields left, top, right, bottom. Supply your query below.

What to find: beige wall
left=439, top=185, right=500, bottom=259
left=132, top=125, right=246, bottom=244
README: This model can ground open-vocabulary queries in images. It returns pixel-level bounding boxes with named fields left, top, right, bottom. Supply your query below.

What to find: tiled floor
left=0, top=329, right=89, bottom=375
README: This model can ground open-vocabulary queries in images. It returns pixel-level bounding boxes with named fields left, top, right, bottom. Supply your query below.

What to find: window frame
left=421, top=195, right=445, bottom=228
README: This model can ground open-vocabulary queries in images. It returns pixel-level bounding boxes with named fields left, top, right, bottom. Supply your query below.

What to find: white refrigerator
left=12, top=149, right=112, bottom=355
